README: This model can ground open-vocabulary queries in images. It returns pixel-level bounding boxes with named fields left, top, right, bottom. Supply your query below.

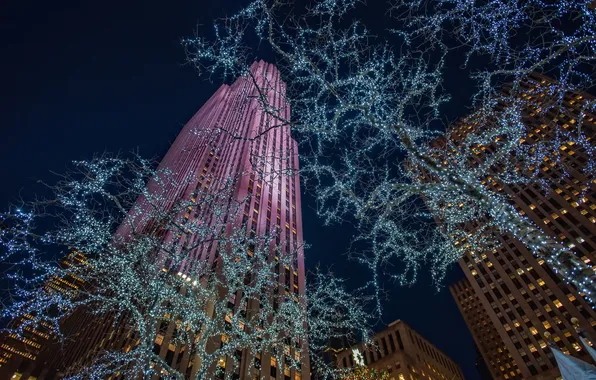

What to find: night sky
left=0, top=1, right=479, bottom=379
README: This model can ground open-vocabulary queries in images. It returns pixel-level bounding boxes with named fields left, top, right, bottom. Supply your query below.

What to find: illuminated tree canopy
left=1, top=0, right=596, bottom=378
left=184, top=0, right=596, bottom=308
left=0, top=155, right=371, bottom=379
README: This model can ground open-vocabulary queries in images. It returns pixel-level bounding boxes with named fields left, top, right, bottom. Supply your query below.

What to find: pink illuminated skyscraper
left=117, top=60, right=306, bottom=280
left=143, top=59, right=309, bottom=378
left=19, top=61, right=310, bottom=380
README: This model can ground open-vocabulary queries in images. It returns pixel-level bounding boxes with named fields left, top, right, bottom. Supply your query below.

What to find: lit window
left=573, top=343, right=582, bottom=352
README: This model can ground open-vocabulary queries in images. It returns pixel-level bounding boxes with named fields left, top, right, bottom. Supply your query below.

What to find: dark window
left=396, top=331, right=404, bottom=350
left=381, top=337, right=388, bottom=354
left=165, top=348, right=175, bottom=365
left=388, top=333, right=396, bottom=352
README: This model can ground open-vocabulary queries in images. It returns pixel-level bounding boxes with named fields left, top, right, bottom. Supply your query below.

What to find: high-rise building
left=335, top=320, right=464, bottom=380
left=447, top=73, right=596, bottom=380
left=15, top=61, right=309, bottom=379
left=473, top=345, right=494, bottom=380
left=450, top=278, right=517, bottom=379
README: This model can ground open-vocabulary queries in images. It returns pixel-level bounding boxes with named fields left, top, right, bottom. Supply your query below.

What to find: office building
left=335, top=320, right=464, bottom=380
left=450, top=278, right=517, bottom=379
left=447, top=73, right=596, bottom=379
left=0, top=252, right=87, bottom=379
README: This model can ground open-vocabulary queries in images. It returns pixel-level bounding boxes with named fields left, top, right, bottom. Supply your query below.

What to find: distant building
left=335, top=320, right=464, bottom=380
left=447, top=73, right=596, bottom=379
left=312, top=328, right=355, bottom=380
left=0, top=252, right=87, bottom=379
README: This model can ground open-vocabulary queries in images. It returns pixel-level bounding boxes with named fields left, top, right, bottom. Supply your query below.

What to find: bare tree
left=0, top=154, right=371, bottom=379
left=183, top=0, right=596, bottom=308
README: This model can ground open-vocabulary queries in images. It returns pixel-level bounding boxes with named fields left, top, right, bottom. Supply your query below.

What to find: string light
left=184, top=0, right=596, bottom=311
left=0, top=152, right=371, bottom=379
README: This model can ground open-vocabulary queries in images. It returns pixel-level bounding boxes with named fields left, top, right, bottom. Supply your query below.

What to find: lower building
left=0, top=252, right=87, bottom=380
left=335, top=320, right=464, bottom=380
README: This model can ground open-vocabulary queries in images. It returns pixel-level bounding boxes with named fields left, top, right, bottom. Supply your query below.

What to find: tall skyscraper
left=15, top=61, right=309, bottom=380
left=447, top=73, right=596, bottom=380
left=335, top=320, right=464, bottom=380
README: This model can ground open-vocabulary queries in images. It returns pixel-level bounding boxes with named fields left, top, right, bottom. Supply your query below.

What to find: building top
left=336, top=321, right=464, bottom=380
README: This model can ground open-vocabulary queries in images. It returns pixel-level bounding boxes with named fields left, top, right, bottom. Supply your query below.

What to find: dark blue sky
left=0, top=1, right=479, bottom=378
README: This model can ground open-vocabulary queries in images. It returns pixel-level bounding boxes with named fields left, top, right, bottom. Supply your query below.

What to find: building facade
left=447, top=74, right=596, bottom=379
left=0, top=252, right=87, bottom=380
left=13, top=61, right=309, bottom=379
left=450, top=278, right=518, bottom=379
left=335, top=320, right=464, bottom=380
